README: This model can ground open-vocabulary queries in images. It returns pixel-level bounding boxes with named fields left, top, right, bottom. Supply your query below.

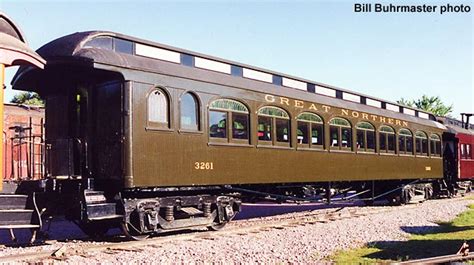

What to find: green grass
left=328, top=200, right=474, bottom=264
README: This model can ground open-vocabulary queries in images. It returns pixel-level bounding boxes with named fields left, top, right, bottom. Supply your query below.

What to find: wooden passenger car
left=12, top=31, right=447, bottom=237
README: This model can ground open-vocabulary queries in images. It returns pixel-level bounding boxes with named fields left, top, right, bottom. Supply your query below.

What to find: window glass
left=380, top=125, right=395, bottom=133
left=114, top=38, right=134, bottom=54
left=298, top=113, right=323, bottom=123
left=416, top=131, right=428, bottom=155
left=416, top=138, right=422, bottom=154
left=209, top=99, right=249, bottom=143
left=356, top=122, right=374, bottom=130
left=430, top=140, right=436, bottom=155
left=406, top=136, right=413, bottom=153
left=297, top=122, right=309, bottom=144
left=148, top=89, right=168, bottom=125
left=209, top=111, right=227, bottom=138
left=357, top=130, right=365, bottom=149
left=84, top=37, right=113, bottom=50
left=466, top=144, right=471, bottom=159
left=430, top=134, right=441, bottom=156
left=330, top=126, right=339, bottom=147
left=180, top=93, right=199, bottom=130
left=341, top=128, right=352, bottom=148
left=367, top=130, right=375, bottom=150
left=356, top=122, right=375, bottom=152
left=422, top=138, right=428, bottom=156
left=258, top=107, right=290, bottom=145
left=258, top=116, right=272, bottom=141
left=460, top=144, right=465, bottom=158
left=415, top=131, right=428, bottom=139
left=258, top=106, right=289, bottom=118
left=399, top=136, right=406, bottom=153
left=399, top=129, right=412, bottom=136
left=380, top=134, right=387, bottom=151
left=210, top=99, right=249, bottom=113
left=329, top=117, right=351, bottom=150
left=388, top=134, right=396, bottom=151
left=232, top=113, right=249, bottom=140
left=276, top=119, right=290, bottom=142
left=379, top=125, right=395, bottom=153
left=399, top=128, right=412, bottom=154
left=312, top=124, right=323, bottom=146
left=330, top=118, right=351, bottom=127
left=297, top=113, right=323, bottom=148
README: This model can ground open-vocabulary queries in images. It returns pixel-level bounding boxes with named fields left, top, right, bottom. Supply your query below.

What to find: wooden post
left=0, top=63, right=5, bottom=192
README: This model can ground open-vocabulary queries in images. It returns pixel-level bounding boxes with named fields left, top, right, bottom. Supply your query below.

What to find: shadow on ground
left=400, top=224, right=474, bottom=235
left=363, top=223, right=473, bottom=261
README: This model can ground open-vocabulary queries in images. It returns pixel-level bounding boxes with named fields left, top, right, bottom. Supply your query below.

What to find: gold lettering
left=195, top=162, right=214, bottom=170
left=280, top=97, right=290, bottom=106
left=380, top=116, right=386, bottom=123
left=395, top=120, right=401, bottom=126
left=295, top=100, right=304, bottom=108
left=371, top=115, right=378, bottom=121
left=341, top=109, right=349, bottom=116
left=322, top=105, right=331, bottom=112
left=388, top=118, right=394, bottom=124
left=402, top=121, right=408, bottom=127
left=351, top=111, right=360, bottom=118
left=362, top=113, right=369, bottom=120
left=265, top=94, right=275, bottom=103
left=309, top=103, right=318, bottom=111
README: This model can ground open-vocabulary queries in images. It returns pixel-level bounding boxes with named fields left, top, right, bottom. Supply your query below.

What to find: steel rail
left=399, top=253, right=473, bottom=264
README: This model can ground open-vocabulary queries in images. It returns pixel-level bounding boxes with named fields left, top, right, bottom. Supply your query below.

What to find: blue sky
left=1, top=1, right=472, bottom=118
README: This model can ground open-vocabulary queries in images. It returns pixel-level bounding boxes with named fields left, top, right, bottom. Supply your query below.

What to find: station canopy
left=0, top=12, right=45, bottom=68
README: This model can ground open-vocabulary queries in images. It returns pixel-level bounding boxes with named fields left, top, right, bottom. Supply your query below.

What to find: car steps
left=0, top=194, right=41, bottom=243
left=84, top=190, right=123, bottom=221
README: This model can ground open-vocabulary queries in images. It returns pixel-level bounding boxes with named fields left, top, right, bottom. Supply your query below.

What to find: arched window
left=379, top=125, right=396, bottom=153
left=329, top=117, right=352, bottom=150
left=415, top=131, right=428, bottom=156
left=430, top=134, right=442, bottom=157
left=258, top=106, right=290, bottom=146
left=209, top=99, right=249, bottom=143
left=147, top=89, right=169, bottom=128
left=356, top=122, right=375, bottom=152
left=297, top=112, right=324, bottom=148
left=399, top=128, right=413, bottom=155
left=180, top=92, right=200, bottom=131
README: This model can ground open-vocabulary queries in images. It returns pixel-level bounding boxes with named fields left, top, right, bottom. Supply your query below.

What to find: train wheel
left=121, top=222, right=150, bottom=240
left=208, top=222, right=227, bottom=231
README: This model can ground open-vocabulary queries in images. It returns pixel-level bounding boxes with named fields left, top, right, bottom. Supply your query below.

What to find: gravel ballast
left=0, top=197, right=472, bottom=263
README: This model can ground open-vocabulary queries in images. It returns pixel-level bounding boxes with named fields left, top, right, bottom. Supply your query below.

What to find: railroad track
left=0, top=204, right=413, bottom=262
left=2, top=196, right=471, bottom=262
left=399, top=253, right=474, bottom=264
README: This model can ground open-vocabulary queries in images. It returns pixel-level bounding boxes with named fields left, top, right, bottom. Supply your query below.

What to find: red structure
left=458, top=131, right=474, bottom=180
left=1, top=11, right=46, bottom=193
left=3, top=103, right=44, bottom=181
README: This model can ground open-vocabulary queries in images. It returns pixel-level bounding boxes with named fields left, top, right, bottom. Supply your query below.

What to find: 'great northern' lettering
left=264, top=94, right=409, bottom=127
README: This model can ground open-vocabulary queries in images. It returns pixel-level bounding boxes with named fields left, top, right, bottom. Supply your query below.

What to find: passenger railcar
left=9, top=31, right=448, bottom=238
left=439, top=116, right=474, bottom=195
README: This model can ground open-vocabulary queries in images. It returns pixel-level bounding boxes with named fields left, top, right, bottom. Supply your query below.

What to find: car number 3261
left=194, top=162, right=214, bottom=170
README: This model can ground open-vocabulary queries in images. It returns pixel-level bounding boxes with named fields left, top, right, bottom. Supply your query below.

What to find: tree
left=397, top=95, right=453, bottom=117
left=10, top=92, right=44, bottom=106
